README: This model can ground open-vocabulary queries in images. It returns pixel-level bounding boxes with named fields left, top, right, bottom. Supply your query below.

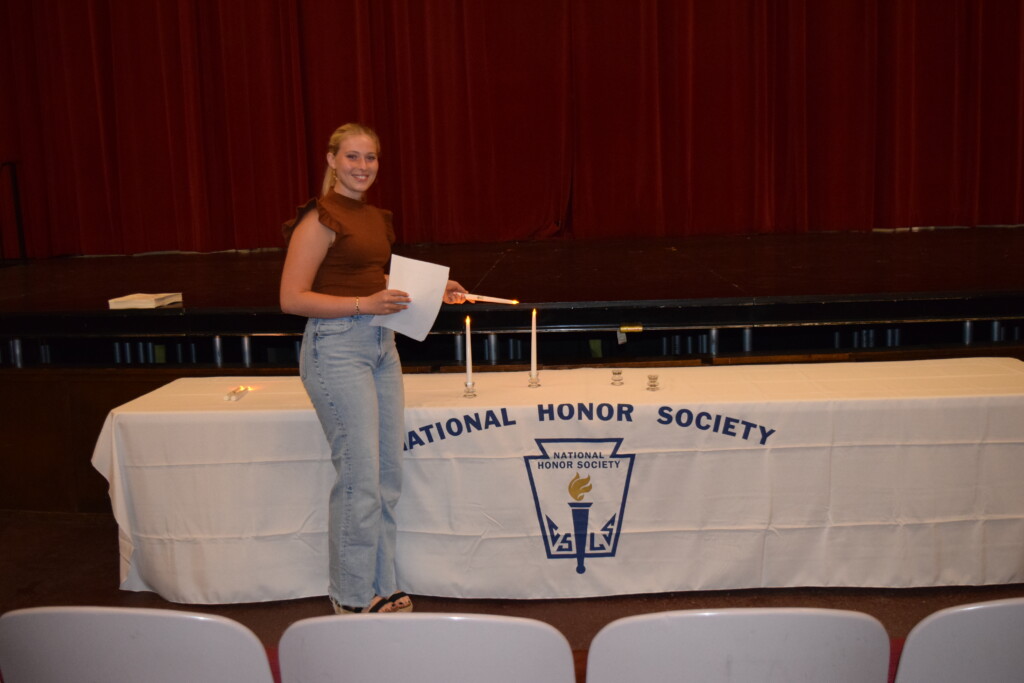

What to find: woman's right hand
left=364, top=288, right=411, bottom=315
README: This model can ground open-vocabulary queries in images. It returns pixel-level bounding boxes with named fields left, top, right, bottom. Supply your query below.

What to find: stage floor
left=2, top=227, right=1024, bottom=310
left=2, top=228, right=1023, bottom=367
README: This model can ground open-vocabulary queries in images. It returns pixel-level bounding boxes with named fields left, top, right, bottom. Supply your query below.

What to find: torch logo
left=524, top=438, right=635, bottom=574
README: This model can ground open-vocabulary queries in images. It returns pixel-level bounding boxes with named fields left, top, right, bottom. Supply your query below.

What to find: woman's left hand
left=443, top=280, right=469, bottom=304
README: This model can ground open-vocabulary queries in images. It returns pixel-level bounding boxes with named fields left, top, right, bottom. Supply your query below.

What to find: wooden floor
left=2, top=228, right=1024, bottom=313
left=2, top=509, right=1022, bottom=682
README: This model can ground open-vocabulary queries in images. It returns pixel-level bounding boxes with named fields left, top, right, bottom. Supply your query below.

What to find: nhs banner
left=390, top=361, right=1024, bottom=601
left=524, top=438, right=635, bottom=574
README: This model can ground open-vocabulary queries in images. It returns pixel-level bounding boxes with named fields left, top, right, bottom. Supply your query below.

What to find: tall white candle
left=530, top=308, right=537, bottom=377
left=465, top=316, right=473, bottom=384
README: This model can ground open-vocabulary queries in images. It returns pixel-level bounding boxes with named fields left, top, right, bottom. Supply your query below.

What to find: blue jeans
left=300, top=316, right=405, bottom=607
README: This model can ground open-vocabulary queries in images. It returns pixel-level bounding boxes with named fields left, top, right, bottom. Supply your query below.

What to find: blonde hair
left=321, top=123, right=381, bottom=197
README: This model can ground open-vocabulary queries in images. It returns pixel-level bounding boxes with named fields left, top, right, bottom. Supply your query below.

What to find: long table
left=91, top=357, right=1024, bottom=604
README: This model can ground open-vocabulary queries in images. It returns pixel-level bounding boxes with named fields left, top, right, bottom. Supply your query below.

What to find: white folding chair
left=0, top=605, right=275, bottom=683
left=278, top=612, right=576, bottom=683
left=894, top=596, right=1024, bottom=683
left=586, top=608, right=890, bottom=683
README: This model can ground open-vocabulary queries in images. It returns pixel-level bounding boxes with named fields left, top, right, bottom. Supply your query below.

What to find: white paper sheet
left=371, top=254, right=450, bottom=341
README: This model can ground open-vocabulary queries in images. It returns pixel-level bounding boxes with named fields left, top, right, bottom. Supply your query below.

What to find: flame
left=568, top=472, right=592, bottom=501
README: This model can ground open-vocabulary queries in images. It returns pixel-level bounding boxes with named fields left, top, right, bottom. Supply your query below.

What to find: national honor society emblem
left=524, top=438, right=635, bottom=574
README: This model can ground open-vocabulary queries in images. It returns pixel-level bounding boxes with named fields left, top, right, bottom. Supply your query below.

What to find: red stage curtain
left=364, top=0, right=572, bottom=243
left=1, top=0, right=310, bottom=256
left=1, top=0, right=1022, bottom=257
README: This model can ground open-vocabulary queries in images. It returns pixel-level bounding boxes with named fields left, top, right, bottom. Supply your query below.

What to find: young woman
left=281, top=123, right=466, bottom=613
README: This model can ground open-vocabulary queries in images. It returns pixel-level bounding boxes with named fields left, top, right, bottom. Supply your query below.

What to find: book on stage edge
left=108, top=293, right=183, bottom=309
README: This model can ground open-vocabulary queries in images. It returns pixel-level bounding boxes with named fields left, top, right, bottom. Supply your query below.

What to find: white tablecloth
left=91, top=357, right=1024, bottom=604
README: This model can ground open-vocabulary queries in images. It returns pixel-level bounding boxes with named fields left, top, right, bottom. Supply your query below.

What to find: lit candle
left=530, top=308, right=537, bottom=377
left=465, top=316, right=473, bottom=385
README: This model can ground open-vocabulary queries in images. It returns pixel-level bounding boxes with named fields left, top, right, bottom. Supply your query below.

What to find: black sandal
left=366, top=595, right=392, bottom=612
left=387, top=591, right=414, bottom=612
left=332, top=595, right=392, bottom=614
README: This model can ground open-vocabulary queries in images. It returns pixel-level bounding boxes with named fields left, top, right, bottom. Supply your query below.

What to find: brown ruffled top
left=282, top=192, right=395, bottom=297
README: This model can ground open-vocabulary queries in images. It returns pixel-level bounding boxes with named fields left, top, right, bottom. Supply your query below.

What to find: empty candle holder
left=611, top=369, right=624, bottom=386
left=646, top=374, right=659, bottom=391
